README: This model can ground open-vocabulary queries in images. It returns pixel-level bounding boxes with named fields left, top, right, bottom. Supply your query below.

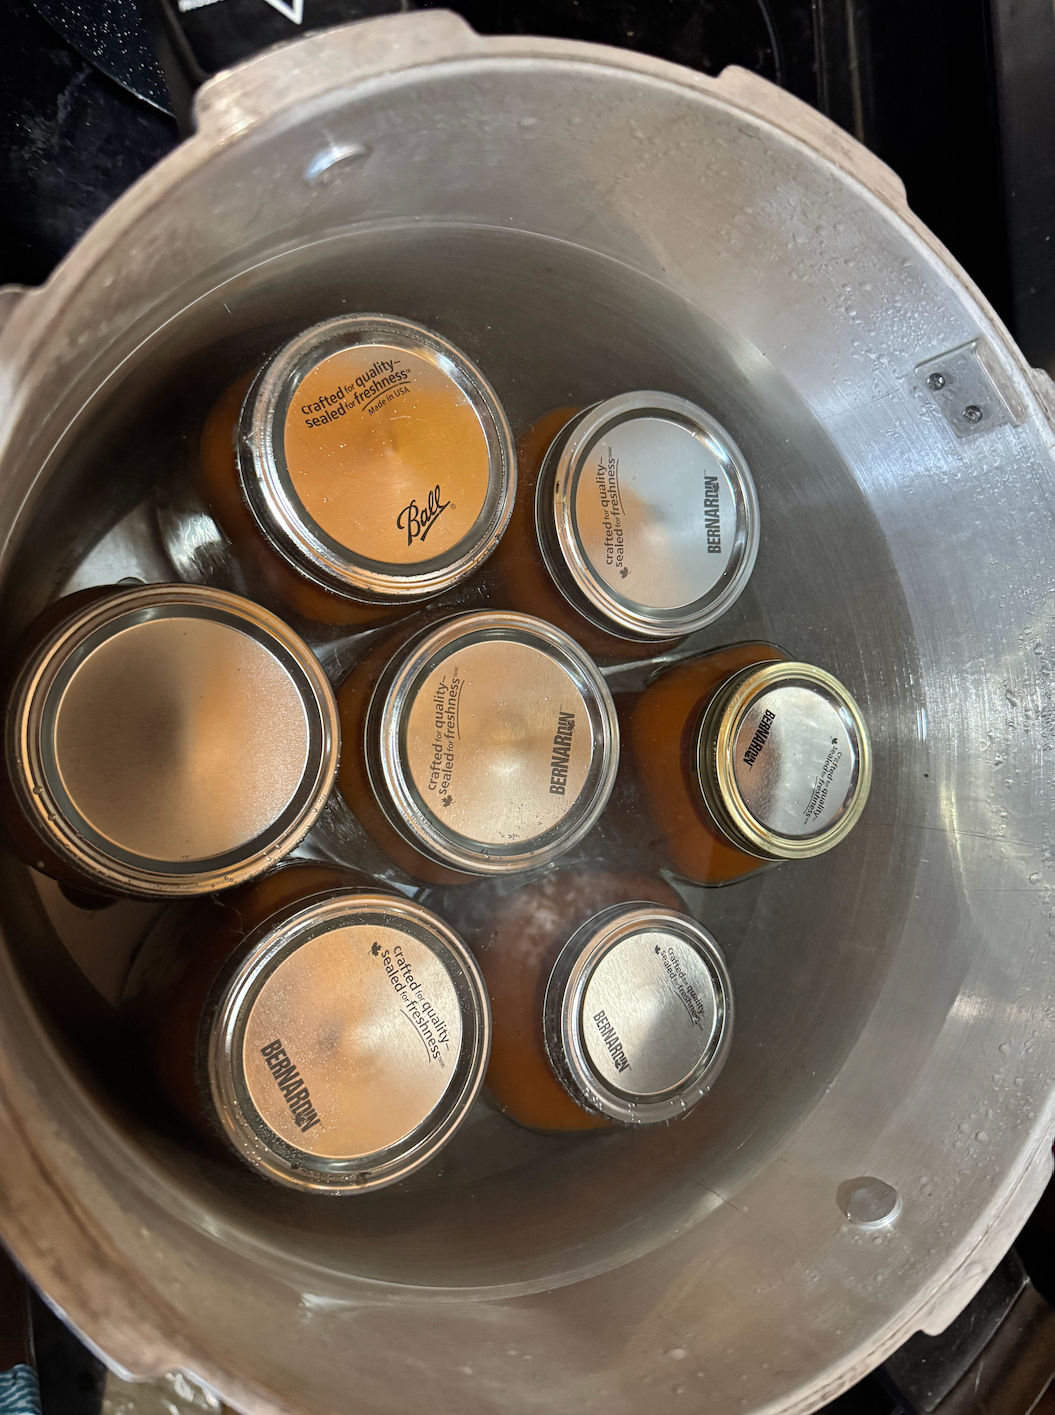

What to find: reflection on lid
left=370, top=611, right=619, bottom=874
left=701, top=661, right=872, bottom=860
left=540, top=392, right=759, bottom=639
left=241, top=315, right=515, bottom=603
left=544, top=905, right=733, bottom=1125
left=210, top=893, right=489, bottom=1192
left=11, top=585, right=338, bottom=897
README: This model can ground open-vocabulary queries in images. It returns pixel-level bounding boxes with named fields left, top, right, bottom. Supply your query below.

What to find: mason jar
left=124, top=864, right=490, bottom=1192
left=3, top=584, right=339, bottom=899
left=336, top=611, right=620, bottom=884
left=441, top=868, right=733, bottom=1132
left=491, top=392, right=759, bottom=661
left=200, top=314, right=516, bottom=625
left=626, top=643, right=872, bottom=885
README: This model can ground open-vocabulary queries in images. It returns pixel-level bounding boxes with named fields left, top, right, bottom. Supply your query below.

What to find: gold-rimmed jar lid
left=239, top=315, right=516, bottom=604
left=536, top=392, right=760, bottom=640
left=365, top=611, right=619, bottom=875
left=208, top=893, right=490, bottom=1192
left=6, top=584, right=339, bottom=897
left=695, top=661, right=872, bottom=860
left=542, top=904, right=733, bottom=1125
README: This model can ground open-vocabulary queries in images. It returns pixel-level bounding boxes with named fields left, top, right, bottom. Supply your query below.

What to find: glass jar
left=2, top=584, right=338, bottom=898
left=200, top=315, right=516, bottom=625
left=450, top=869, right=732, bottom=1132
left=336, top=611, right=620, bottom=885
left=491, top=393, right=759, bottom=661
left=124, top=864, right=490, bottom=1192
left=626, top=643, right=872, bottom=886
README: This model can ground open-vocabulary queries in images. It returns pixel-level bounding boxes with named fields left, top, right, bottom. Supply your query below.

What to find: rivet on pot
left=838, top=1177, right=901, bottom=1228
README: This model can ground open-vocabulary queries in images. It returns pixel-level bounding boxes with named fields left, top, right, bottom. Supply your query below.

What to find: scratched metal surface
left=0, top=14, right=1053, bottom=1415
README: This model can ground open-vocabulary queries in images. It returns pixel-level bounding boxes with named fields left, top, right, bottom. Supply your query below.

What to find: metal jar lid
left=543, top=905, right=733, bottom=1125
left=6, top=584, right=339, bottom=897
left=239, top=314, right=516, bottom=603
left=695, top=660, right=872, bottom=860
left=535, top=392, right=760, bottom=640
left=365, top=611, right=620, bottom=874
left=208, top=892, right=490, bottom=1191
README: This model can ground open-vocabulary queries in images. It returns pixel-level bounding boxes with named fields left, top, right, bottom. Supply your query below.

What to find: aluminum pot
left=1, top=11, right=1054, bottom=1414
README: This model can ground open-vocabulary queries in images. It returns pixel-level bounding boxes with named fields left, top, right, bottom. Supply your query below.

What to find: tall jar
left=2, top=584, right=338, bottom=899
left=491, top=393, right=759, bottom=661
left=123, top=864, right=490, bottom=1192
left=440, top=869, right=733, bottom=1133
left=335, top=611, right=620, bottom=885
left=199, top=315, right=516, bottom=625
left=626, top=643, right=872, bottom=885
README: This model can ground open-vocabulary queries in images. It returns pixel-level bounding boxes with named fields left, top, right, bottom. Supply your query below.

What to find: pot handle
left=151, top=7, right=483, bottom=141
left=712, top=66, right=909, bottom=215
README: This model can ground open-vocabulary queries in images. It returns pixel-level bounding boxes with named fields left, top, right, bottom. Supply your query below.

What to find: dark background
left=1, top=1, right=1054, bottom=1411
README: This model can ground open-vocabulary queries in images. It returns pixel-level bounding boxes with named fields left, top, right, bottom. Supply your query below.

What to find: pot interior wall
left=0, top=221, right=918, bottom=1293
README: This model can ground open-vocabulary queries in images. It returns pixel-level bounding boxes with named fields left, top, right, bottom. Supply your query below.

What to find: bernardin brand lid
left=239, top=315, right=516, bottom=603
left=536, top=392, right=760, bottom=640
left=366, top=611, right=619, bottom=874
left=6, top=585, right=339, bottom=897
left=208, top=893, right=490, bottom=1191
left=696, top=661, right=872, bottom=860
left=543, top=905, right=733, bottom=1125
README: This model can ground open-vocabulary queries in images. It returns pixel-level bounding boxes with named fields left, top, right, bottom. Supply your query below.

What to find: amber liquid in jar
left=200, top=316, right=514, bottom=629
left=124, top=863, right=366, bottom=1134
left=200, top=374, right=403, bottom=628
left=625, top=642, right=789, bottom=887
left=458, top=868, right=685, bottom=1132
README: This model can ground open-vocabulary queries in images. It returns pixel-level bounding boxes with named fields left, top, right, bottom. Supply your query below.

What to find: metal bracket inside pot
left=917, top=337, right=1028, bottom=438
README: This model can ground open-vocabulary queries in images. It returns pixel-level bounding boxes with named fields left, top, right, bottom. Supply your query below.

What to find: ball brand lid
left=536, top=392, right=759, bottom=640
left=697, top=661, right=872, bottom=859
left=367, top=611, right=619, bottom=874
left=7, top=585, right=339, bottom=897
left=208, top=893, right=489, bottom=1191
left=240, top=315, right=515, bottom=603
left=543, top=905, right=733, bottom=1125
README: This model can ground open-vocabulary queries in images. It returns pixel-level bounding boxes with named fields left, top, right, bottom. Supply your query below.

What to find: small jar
left=3, top=584, right=338, bottom=898
left=336, top=611, right=620, bottom=885
left=627, top=643, right=872, bottom=886
left=456, top=870, right=732, bottom=1132
left=124, top=864, right=490, bottom=1192
left=492, top=393, right=759, bottom=660
left=200, top=315, right=516, bottom=625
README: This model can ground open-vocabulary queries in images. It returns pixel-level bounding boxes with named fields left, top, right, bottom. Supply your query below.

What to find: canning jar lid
left=208, top=892, right=490, bottom=1191
left=6, top=584, right=339, bottom=897
left=239, top=314, right=516, bottom=603
left=543, top=904, right=733, bottom=1125
left=695, top=660, right=872, bottom=860
left=365, top=611, right=619, bottom=874
left=536, top=391, right=760, bottom=640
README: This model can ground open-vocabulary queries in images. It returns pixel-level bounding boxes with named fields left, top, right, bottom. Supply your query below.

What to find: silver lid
left=6, top=585, right=339, bottom=896
left=208, top=893, right=489, bottom=1192
left=239, top=315, right=515, bottom=603
left=536, top=392, right=759, bottom=640
left=366, top=611, right=619, bottom=874
left=696, top=661, right=872, bottom=859
left=543, top=905, right=733, bottom=1125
